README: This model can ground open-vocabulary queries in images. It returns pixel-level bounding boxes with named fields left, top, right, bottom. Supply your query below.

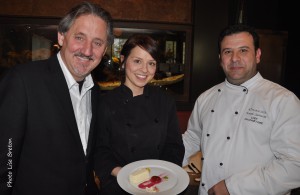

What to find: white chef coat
left=183, top=73, right=300, bottom=195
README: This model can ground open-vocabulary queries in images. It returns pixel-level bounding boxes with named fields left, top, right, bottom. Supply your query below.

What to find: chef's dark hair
left=218, top=24, right=260, bottom=54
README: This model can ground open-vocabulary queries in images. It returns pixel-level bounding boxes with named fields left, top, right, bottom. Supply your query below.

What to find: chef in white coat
left=182, top=24, right=300, bottom=195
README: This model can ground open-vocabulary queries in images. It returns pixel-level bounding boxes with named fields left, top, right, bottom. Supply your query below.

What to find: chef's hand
left=208, top=180, right=230, bottom=195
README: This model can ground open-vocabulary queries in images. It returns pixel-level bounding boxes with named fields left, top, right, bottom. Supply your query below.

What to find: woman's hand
left=111, top=166, right=122, bottom=177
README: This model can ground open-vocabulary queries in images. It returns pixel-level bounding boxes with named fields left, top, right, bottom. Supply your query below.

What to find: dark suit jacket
left=0, top=56, right=99, bottom=195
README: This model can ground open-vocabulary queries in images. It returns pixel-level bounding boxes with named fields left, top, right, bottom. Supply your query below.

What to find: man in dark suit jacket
left=0, top=2, right=114, bottom=195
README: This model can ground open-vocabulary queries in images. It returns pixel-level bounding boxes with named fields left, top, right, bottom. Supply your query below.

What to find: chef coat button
left=201, top=183, right=205, bottom=186
left=220, top=162, right=223, bottom=166
left=201, top=157, right=204, bottom=161
left=211, top=109, right=214, bottom=113
left=126, top=123, right=132, bottom=127
left=227, top=136, right=230, bottom=140
left=243, top=88, right=247, bottom=92
left=124, top=99, right=129, bottom=104
left=207, top=134, right=210, bottom=137
left=235, top=111, right=238, bottom=115
left=154, top=118, right=159, bottom=123
left=218, top=89, right=221, bottom=92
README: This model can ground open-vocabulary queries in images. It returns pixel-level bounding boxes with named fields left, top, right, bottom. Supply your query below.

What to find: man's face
left=58, top=14, right=108, bottom=81
left=219, top=32, right=261, bottom=85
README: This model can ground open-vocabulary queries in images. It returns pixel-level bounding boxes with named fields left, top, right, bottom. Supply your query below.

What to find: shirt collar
left=225, top=72, right=262, bottom=90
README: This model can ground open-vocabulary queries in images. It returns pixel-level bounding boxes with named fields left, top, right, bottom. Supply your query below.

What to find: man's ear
left=57, top=32, right=64, bottom=46
left=218, top=54, right=222, bottom=67
left=255, top=48, right=261, bottom=64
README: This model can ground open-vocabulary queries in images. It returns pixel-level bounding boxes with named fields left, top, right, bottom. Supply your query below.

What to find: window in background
left=0, top=18, right=192, bottom=103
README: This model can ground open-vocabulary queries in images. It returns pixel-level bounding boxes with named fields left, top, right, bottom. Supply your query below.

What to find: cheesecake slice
left=129, top=168, right=150, bottom=185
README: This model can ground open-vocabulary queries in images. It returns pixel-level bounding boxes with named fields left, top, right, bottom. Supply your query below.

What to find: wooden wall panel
left=0, top=0, right=192, bottom=24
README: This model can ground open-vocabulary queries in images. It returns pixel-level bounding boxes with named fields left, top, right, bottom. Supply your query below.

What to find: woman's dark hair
left=218, top=24, right=260, bottom=54
left=120, top=34, right=160, bottom=63
left=58, top=1, right=114, bottom=45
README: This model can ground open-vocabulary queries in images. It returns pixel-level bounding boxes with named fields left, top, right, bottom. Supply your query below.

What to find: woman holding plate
left=94, top=34, right=185, bottom=194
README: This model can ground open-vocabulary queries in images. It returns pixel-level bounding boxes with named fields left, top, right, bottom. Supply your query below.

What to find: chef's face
left=123, top=46, right=157, bottom=95
left=58, top=14, right=108, bottom=81
left=219, top=32, right=261, bottom=85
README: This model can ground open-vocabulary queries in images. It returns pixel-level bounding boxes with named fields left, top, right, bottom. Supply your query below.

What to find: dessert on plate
left=129, top=168, right=168, bottom=193
left=129, top=168, right=150, bottom=185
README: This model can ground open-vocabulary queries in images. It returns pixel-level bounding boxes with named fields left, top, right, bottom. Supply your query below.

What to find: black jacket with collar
left=0, top=56, right=99, bottom=195
left=94, top=84, right=184, bottom=193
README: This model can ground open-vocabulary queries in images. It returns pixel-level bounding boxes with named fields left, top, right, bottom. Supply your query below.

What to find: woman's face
left=123, top=46, right=157, bottom=96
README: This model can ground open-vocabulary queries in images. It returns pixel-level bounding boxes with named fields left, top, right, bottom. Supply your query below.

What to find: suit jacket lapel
left=86, top=85, right=100, bottom=157
left=45, top=56, right=85, bottom=155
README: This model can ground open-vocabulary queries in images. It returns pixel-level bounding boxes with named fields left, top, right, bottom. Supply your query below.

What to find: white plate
left=117, top=159, right=189, bottom=195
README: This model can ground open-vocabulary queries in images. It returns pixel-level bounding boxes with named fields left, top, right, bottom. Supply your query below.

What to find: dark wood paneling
left=186, top=0, right=229, bottom=110
left=0, top=0, right=192, bottom=24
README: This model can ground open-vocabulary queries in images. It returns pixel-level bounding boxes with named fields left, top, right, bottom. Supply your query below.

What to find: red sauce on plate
left=138, top=176, right=162, bottom=189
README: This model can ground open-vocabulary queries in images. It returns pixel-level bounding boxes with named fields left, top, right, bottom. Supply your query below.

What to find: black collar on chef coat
left=120, top=84, right=151, bottom=98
